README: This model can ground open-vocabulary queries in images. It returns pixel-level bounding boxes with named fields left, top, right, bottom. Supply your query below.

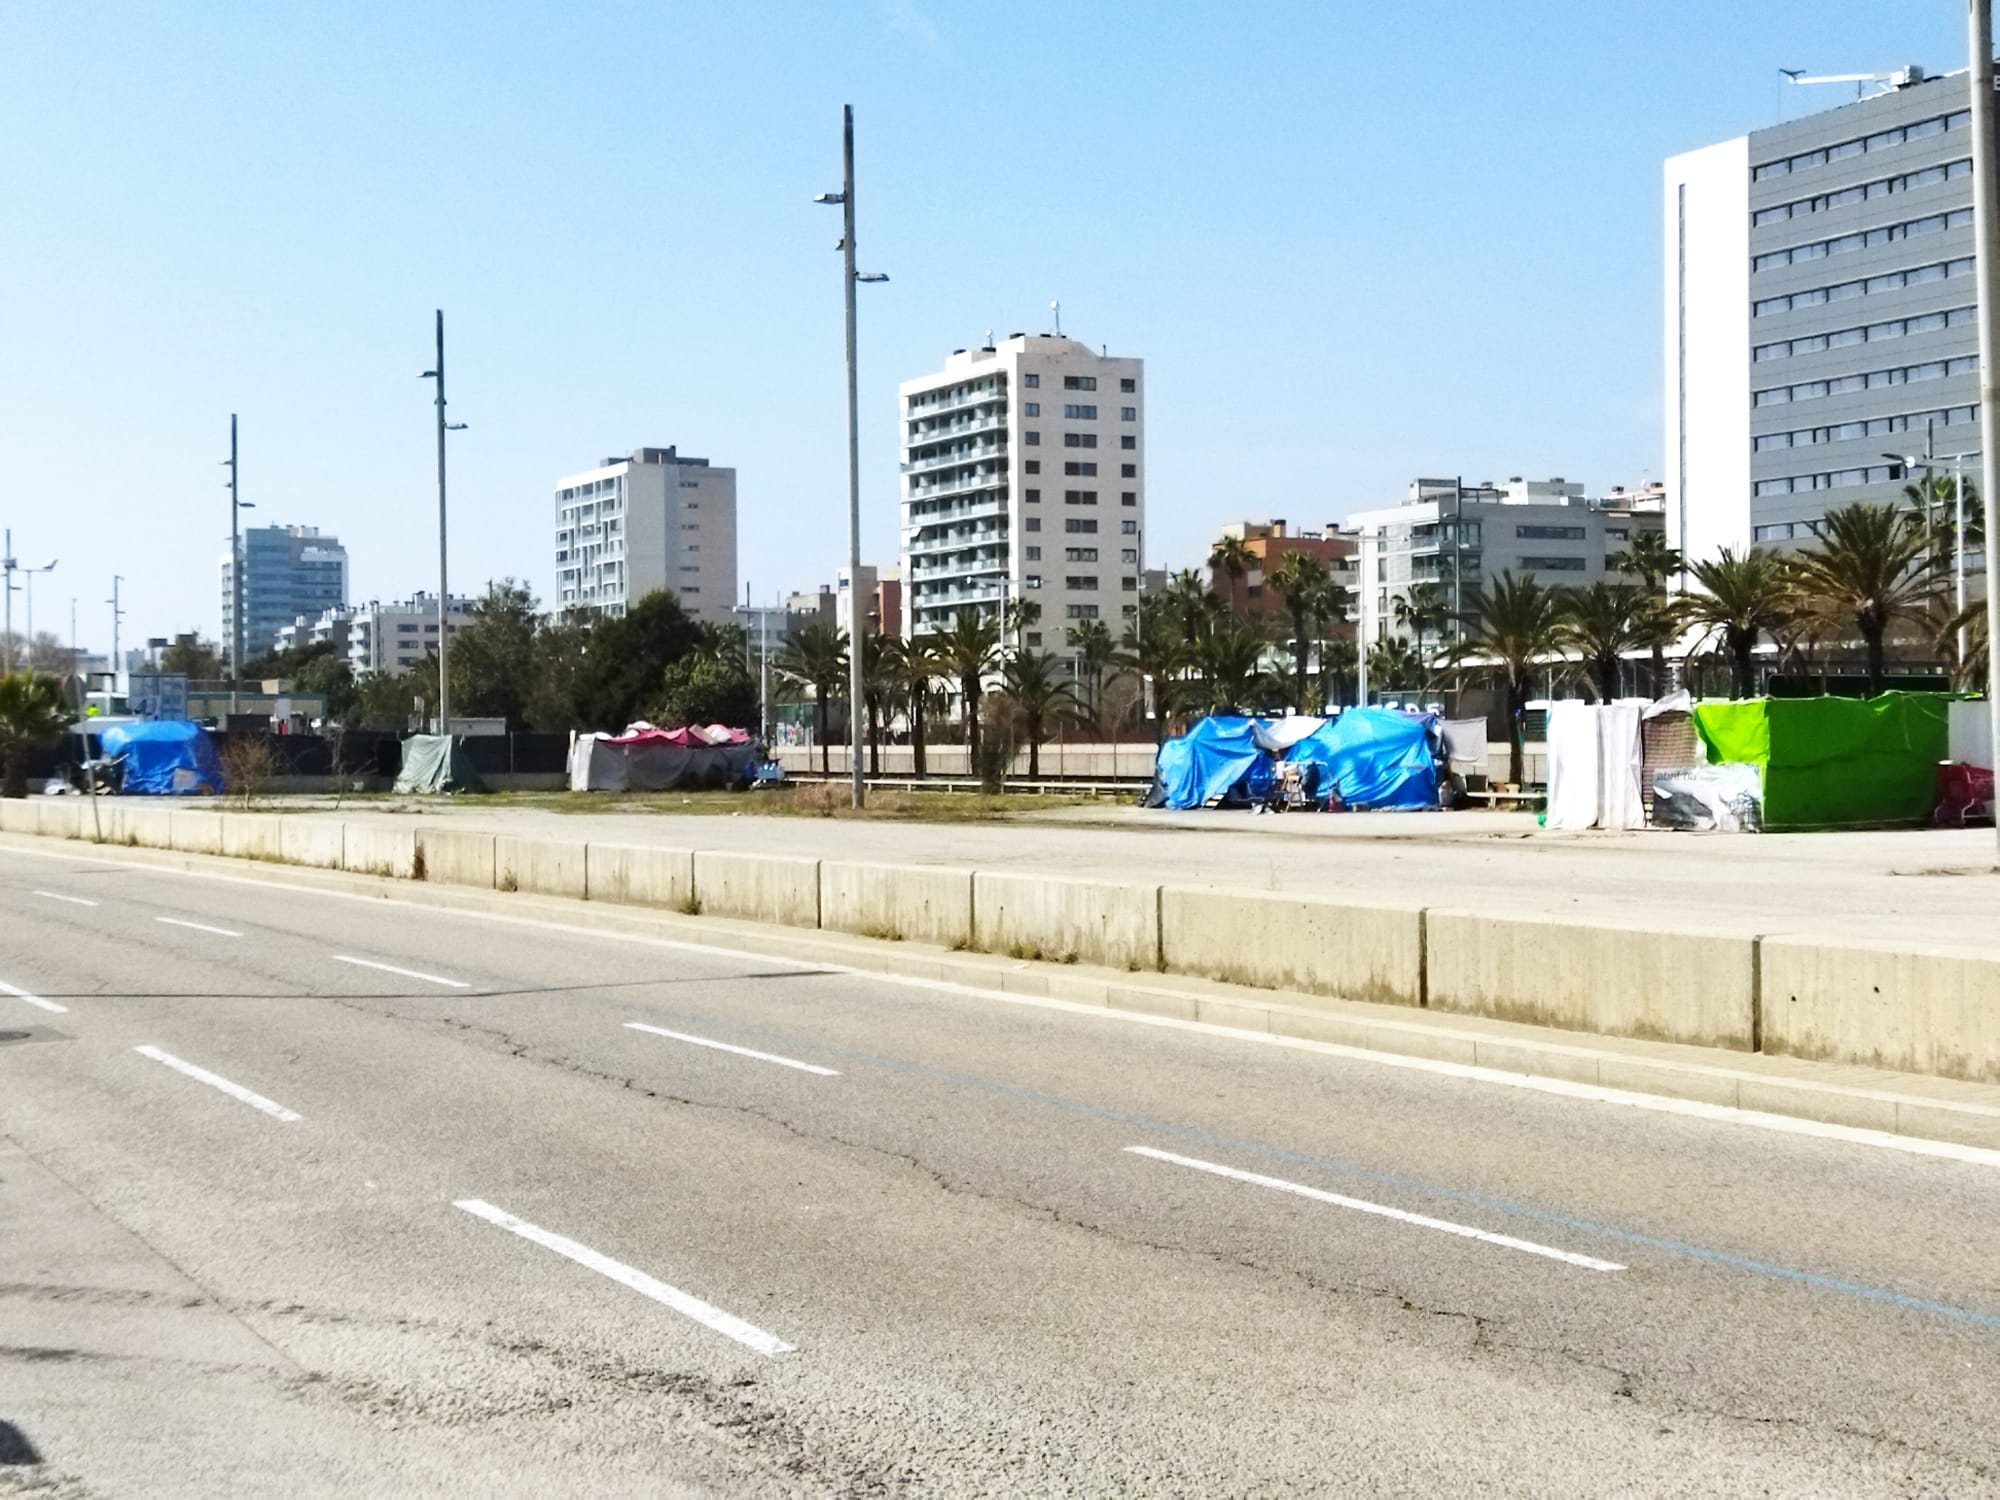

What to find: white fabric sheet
left=1595, top=703, right=1646, bottom=831
left=1543, top=701, right=1602, bottom=830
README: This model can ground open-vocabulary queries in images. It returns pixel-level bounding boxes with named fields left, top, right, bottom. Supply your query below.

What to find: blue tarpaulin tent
left=1151, top=716, right=1272, bottom=809
left=101, top=721, right=224, bottom=795
left=1282, top=708, right=1439, bottom=810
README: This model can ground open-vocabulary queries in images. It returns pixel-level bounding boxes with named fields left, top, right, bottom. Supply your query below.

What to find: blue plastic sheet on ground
left=1151, top=715, right=1269, bottom=808
left=100, top=720, right=224, bottom=795
left=1281, top=707, right=1439, bottom=810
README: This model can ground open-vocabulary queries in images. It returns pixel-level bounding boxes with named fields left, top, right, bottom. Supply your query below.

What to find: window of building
left=1023, top=373, right=1039, bottom=387
left=1120, top=464, right=1137, bottom=478
left=1064, top=461, right=1097, bottom=476
left=1120, top=378, right=1136, bottom=393
left=1025, top=488, right=1040, bottom=502
left=1515, top=525, right=1586, bottom=540
left=1063, top=403, right=1097, bottom=419
left=1025, top=516, right=1041, bottom=532
left=1066, top=603, right=1100, bottom=619
left=1120, top=435, right=1136, bottom=450
left=1026, top=546, right=1041, bottom=560
left=1063, top=433, right=1097, bottom=448
left=1024, top=401, right=1039, bottom=416
left=1026, top=631, right=1043, bottom=646
left=1063, top=575, right=1100, bottom=589
left=1121, top=548, right=1138, bottom=564
left=1065, top=518, right=1098, bottom=534
left=1121, top=519, right=1138, bottom=535
left=1025, top=575, right=1042, bottom=589
left=1064, top=489, right=1097, bottom=504
left=1121, top=492, right=1137, bottom=506
left=1518, top=555, right=1587, bottom=572
left=1121, top=406, right=1137, bottom=421
left=1025, top=431, right=1040, bottom=445
left=1063, top=376, right=1097, bottom=390
left=1025, top=459, right=1040, bottom=474
left=1066, top=547, right=1099, bottom=562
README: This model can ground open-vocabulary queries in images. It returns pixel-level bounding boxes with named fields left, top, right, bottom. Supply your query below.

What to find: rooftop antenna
left=1782, top=64, right=1925, bottom=104
left=1050, top=299, right=1061, bottom=337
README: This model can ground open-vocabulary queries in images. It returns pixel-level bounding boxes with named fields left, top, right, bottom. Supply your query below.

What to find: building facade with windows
left=221, top=524, right=349, bottom=662
left=1666, top=66, right=1981, bottom=563
left=1349, top=478, right=1666, bottom=646
left=1205, top=520, right=1358, bottom=628
left=899, top=334, right=1144, bottom=651
left=274, top=593, right=477, bottom=676
left=553, top=446, right=737, bottom=623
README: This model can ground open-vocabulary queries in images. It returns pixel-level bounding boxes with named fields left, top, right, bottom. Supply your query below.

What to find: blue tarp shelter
left=100, top=721, right=223, bottom=796
left=1151, top=716, right=1272, bottom=809
left=1282, top=708, right=1440, bottom=810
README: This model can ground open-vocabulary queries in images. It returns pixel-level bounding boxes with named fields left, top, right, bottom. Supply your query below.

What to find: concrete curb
left=6, top=827, right=2000, bottom=1150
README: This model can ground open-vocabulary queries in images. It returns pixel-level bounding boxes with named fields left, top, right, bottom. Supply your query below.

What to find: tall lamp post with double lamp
left=421, top=311, right=468, bottom=734
left=21, top=558, right=57, bottom=671
left=221, top=414, right=253, bottom=716
left=816, top=104, right=889, bottom=808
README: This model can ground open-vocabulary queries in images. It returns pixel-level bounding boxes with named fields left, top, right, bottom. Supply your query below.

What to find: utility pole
left=841, top=107, right=864, bottom=808
left=421, top=311, right=466, bottom=735
left=224, top=413, right=243, bottom=716
left=1969, top=0, right=2000, bottom=866
left=108, top=576, right=124, bottom=678
left=2, top=529, right=14, bottom=674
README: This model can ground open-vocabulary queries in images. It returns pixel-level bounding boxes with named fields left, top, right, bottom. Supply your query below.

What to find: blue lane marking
left=634, top=995, right=2000, bottom=1332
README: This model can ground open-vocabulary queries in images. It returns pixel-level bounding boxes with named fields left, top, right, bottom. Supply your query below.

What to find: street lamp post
left=221, top=414, right=254, bottom=716
left=421, top=311, right=468, bottom=735
left=22, top=558, right=57, bottom=669
left=107, top=576, right=123, bottom=680
left=2, top=530, right=15, bottom=674
left=1969, top=0, right=2000, bottom=867
left=817, top=105, right=889, bottom=808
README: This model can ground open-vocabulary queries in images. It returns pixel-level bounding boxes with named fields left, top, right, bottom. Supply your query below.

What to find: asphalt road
left=2, top=844, right=1998, bottom=1496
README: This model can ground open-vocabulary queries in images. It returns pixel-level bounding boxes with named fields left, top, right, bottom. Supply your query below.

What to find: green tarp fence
left=392, top=734, right=486, bottom=794
left=1692, top=692, right=1948, bottom=830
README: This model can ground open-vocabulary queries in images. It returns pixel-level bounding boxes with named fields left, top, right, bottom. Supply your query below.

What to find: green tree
left=860, top=631, right=899, bottom=775
left=345, top=672, right=423, bottom=732
left=999, top=647, right=1082, bottom=778
left=1392, top=581, right=1450, bottom=666
left=1609, top=529, right=1682, bottom=593
left=1269, top=551, right=1331, bottom=714
left=1192, top=619, right=1275, bottom=714
left=1064, top=617, right=1117, bottom=726
left=1610, top=530, right=1684, bottom=693
left=570, top=589, right=701, bottom=731
left=159, top=636, right=225, bottom=680
left=935, top=608, right=1001, bottom=758
left=775, top=621, right=849, bottom=776
left=1682, top=548, right=1790, bottom=700
left=1114, top=594, right=1186, bottom=743
left=651, top=655, right=757, bottom=729
left=1163, top=568, right=1221, bottom=648
left=1319, top=637, right=1360, bottom=708
left=1786, top=501, right=1942, bottom=696
left=1207, top=534, right=1255, bottom=617
left=1003, top=595, right=1042, bottom=652
left=1446, top=571, right=1564, bottom=786
left=893, top=634, right=945, bottom=778
left=1555, top=582, right=1644, bottom=703
left=0, top=672, right=68, bottom=797
left=1367, top=635, right=1426, bottom=694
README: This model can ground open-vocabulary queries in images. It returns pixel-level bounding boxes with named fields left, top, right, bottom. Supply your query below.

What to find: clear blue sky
left=0, top=0, right=1974, bottom=653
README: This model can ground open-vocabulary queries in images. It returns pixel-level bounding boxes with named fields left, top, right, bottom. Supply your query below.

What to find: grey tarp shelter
left=393, top=734, right=485, bottom=794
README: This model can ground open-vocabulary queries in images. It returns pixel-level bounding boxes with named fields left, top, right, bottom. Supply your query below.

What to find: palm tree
left=1682, top=548, right=1790, bottom=700
left=1064, top=617, right=1116, bottom=727
left=1941, top=598, right=1989, bottom=689
left=934, top=608, right=1001, bottom=758
left=1785, top=501, right=1940, bottom=696
left=0, top=672, right=70, bottom=799
left=1003, top=595, right=1042, bottom=653
left=1267, top=550, right=1330, bottom=715
left=859, top=631, right=900, bottom=776
left=1610, top=531, right=1683, bottom=696
left=1208, top=534, right=1255, bottom=617
left=1555, top=582, right=1643, bottom=703
left=999, top=648, right=1083, bottom=778
left=1115, top=595, right=1186, bottom=743
left=774, top=621, right=848, bottom=776
left=1192, top=619, right=1275, bottom=714
left=1446, top=571, right=1564, bottom=786
left=1164, top=567, right=1220, bottom=647
left=894, top=635, right=945, bottom=778
left=1366, top=635, right=1426, bottom=695
left=1392, top=581, right=1449, bottom=666
left=1320, top=637, right=1360, bottom=708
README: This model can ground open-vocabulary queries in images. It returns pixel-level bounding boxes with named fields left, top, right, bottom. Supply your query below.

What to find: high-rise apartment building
left=900, top=334, right=1144, bottom=651
left=1666, top=66, right=1982, bottom=564
left=221, top=524, right=348, bottom=661
left=277, top=594, right=477, bottom=676
left=553, top=446, right=737, bottom=623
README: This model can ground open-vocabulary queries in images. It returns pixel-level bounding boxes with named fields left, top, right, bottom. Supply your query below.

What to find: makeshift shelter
left=1693, top=692, right=1949, bottom=830
left=1148, top=716, right=1271, bottom=809
left=1543, top=702, right=1646, bottom=831
left=1281, top=707, right=1441, bottom=811
left=100, top=721, right=223, bottom=796
left=568, top=725, right=756, bottom=792
left=393, top=734, right=485, bottom=794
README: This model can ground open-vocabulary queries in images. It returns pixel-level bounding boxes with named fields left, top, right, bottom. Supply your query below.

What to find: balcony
left=902, top=434, right=1008, bottom=474
left=906, top=383, right=1007, bottom=419
left=907, top=471, right=1008, bottom=502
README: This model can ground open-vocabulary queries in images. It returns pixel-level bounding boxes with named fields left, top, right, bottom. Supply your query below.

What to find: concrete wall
left=1426, top=910, right=1757, bottom=1051
left=1161, top=888, right=1424, bottom=1007
left=821, top=860, right=973, bottom=948
left=222, top=815, right=286, bottom=862
left=279, top=819, right=346, bottom=870
left=343, top=824, right=418, bottom=879
left=497, top=835, right=587, bottom=899
left=418, top=828, right=496, bottom=890
left=170, top=809, right=225, bottom=855
left=586, top=843, right=696, bottom=912
left=0, top=801, right=38, bottom=835
left=693, top=850, right=820, bottom=927
left=1761, top=936, right=2000, bottom=1084
left=973, top=872, right=1159, bottom=970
